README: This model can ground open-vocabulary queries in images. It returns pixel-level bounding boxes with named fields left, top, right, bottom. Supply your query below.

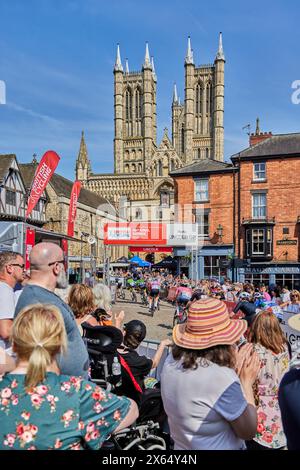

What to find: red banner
left=25, top=228, right=35, bottom=270
left=67, top=181, right=82, bottom=237
left=129, top=246, right=173, bottom=253
left=26, top=151, right=60, bottom=217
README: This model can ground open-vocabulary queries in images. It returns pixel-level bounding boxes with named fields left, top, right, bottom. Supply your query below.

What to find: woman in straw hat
left=161, top=298, right=260, bottom=450
left=0, top=304, right=138, bottom=450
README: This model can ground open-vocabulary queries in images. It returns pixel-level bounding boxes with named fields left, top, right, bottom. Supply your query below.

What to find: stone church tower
left=114, top=43, right=157, bottom=175
left=172, top=33, right=225, bottom=162
left=75, top=35, right=225, bottom=220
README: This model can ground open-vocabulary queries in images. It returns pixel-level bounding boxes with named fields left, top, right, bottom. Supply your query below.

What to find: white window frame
left=253, top=162, right=266, bottom=181
left=252, top=193, right=266, bottom=219
left=195, top=178, right=209, bottom=202
left=252, top=228, right=265, bottom=255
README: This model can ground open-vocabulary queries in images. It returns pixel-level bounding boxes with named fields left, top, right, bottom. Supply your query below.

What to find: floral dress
left=253, top=344, right=290, bottom=448
left=0, top=372, right=131, bottom=450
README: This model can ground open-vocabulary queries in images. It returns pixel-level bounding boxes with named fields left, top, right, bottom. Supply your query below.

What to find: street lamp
left=80, top=231, right=89, bottom=283
left=217, top=224, right=223, bottom=244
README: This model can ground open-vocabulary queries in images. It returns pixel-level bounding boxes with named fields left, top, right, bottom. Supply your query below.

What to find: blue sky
left=0, top=0, right=300, bottom=179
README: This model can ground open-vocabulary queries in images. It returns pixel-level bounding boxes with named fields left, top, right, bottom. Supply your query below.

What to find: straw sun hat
left=173, top=298, right=247, bottom=350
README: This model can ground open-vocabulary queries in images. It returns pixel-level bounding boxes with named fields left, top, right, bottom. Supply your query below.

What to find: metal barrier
left=137, top=339, right=170, bottom=381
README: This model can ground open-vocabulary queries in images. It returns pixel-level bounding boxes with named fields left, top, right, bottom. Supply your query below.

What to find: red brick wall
left=174, top=173, right=234, bottom=245
left=238, top=157, right=300, bottom=261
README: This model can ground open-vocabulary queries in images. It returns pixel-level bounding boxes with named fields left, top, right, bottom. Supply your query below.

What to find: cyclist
left=147, top=272, right=161, bottom=313
left=116, top=274, right=125, bottom=300
left=135, top=277, right=148, bottom=305
left=127, top=275, right=137, bottom=302
left=174, top=282, right=193, bottom=324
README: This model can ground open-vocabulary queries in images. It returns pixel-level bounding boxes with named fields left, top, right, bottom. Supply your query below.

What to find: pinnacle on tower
left=114, top=43, right=123, bottom=72
left=151, top=56, right=157, bottom=81
left=185, top=36, right=194, bottom=64
left=216, top=32, right=225, bottom=61
left=143, top=42, right=152, bottom=69
left=125, top=58, right=129, bottom=74
left=173, top=83, right=178, bottom=104
left=77, top=131, right=89, bottom=166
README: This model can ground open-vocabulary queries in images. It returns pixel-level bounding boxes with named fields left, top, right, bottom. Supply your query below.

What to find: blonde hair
left=12, top=304, right=67, bottom=390
left=93, top=283, right=112, bottom=313
left=68, top=284, right=95, bottom=319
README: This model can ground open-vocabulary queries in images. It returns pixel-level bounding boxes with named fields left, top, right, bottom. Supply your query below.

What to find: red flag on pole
left=26, top=150, right=60, bottom=218
left=67, top=181, right=82, bottom=237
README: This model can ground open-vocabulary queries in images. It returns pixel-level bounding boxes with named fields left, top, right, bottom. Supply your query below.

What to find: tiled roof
left=231, top=133, right=300, bottom=160
left=170, top=158, right=233, bottom=176
left=0, top=155, right=16, bottom=182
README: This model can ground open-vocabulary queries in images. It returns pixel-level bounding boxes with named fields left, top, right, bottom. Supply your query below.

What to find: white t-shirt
left=161, top=354, right=247, bottom=450
left=0, top=281, right=15, bottom=350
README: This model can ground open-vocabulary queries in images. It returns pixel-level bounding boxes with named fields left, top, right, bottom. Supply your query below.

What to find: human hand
left=235, top=342, right=252, bottom=376
left=161, top=339, right=173, bottom=348
left=239, top=349, right=261, bottom=387
left=115, top=310, right=125, bottom=323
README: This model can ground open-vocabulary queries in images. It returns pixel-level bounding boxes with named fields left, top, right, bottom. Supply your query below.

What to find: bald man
left=14, top=242, right=89, bottom=378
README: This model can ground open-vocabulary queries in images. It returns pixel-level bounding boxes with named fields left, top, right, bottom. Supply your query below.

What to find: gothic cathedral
left=75, top=35, right=225, bottom=220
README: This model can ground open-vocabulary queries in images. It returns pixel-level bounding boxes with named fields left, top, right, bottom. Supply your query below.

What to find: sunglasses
left=47, top=259, right=65, bottom=267
left=9, top=263, right=25, bottom=270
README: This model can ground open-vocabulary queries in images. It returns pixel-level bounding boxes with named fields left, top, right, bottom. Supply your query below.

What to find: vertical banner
left=67, top=181, right=82, bottom=237
left=26, top=150, right=60, bottom=217
left=25, top=228, right=35, bottom=270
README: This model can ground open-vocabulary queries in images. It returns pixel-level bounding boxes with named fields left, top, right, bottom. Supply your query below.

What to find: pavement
left=111, top=291, right=174, bottom=342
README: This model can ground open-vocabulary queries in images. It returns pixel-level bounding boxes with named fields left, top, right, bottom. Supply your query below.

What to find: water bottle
left=112, top=356, right=122, bottom=387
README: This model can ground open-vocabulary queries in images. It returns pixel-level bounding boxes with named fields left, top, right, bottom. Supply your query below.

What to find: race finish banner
left=104, top=222, right=198, bottom=247
left=26, top=150, right=60, bottom=217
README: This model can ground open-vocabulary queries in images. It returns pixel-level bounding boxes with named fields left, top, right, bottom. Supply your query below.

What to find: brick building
left=171, top=125, right=300, bottom=287
left=171, top=159, right=235, bottom=279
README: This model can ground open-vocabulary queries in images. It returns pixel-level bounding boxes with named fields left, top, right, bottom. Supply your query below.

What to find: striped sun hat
left=173, top=298, right=247, bottom=350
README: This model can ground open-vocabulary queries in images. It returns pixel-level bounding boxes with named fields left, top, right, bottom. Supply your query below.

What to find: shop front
left=174, top=244, right=234, bottom=281
left=239, top=264, right=300, bottom=289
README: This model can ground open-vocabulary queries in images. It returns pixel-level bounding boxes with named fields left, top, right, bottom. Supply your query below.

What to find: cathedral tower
left=113, top=43, right=157, bottom=175
left=172, top=34, right=225, bottom=163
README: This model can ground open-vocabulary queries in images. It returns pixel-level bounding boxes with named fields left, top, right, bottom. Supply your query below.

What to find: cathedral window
left=132, top=163, right=136, bottom=173
left=206, top=82, right=211, bottom=115
left=157, top=160, right=162, bottom=177
left=196, top=82, right=203, bottom=115
left=138, top=163, right=142, bottom=173
left=125, top=89, right=132, bottom=121
left=181, top=125, right=185, bottom=154
left=170, top=159, right=175, bottom=171
left=135, top=88, right=142, bottom=120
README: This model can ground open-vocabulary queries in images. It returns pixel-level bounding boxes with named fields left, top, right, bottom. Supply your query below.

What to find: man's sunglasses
left=48, top=259, right=65, bottom=267
left=9, top=263, right=25, bottom=270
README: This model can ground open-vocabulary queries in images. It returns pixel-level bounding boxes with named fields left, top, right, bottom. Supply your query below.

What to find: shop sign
left=277, top=240, right=297, bottom=245
left=245, top=266, right=300, bottom=274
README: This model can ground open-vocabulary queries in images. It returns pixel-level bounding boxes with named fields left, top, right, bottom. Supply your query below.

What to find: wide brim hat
left=173, top=298, right=247, bottom=350
left=288, top=314, right=300, bottom=332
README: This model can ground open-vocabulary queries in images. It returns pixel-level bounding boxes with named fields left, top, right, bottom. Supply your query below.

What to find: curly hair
left=68, top=284, right=95, bottom=319
left=172, top=343, right=236, bottom=370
